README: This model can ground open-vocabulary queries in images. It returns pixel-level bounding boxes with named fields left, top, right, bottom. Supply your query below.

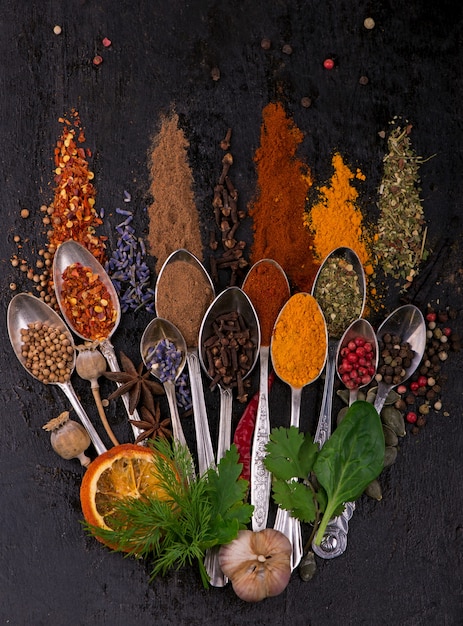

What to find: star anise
left=104, top=351, right=164, bottom=415
left=129, top=403, right=172, bottom=444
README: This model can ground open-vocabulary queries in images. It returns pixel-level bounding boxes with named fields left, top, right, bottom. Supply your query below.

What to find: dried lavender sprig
left=145, top=339, right=183, bottom=383
left=105, top=202, right=155, bottom=313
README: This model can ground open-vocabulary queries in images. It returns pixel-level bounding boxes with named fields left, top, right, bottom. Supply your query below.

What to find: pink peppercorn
left=406, top=412, right=417, bottom=424
left=323, top=58, right=335, bottom=70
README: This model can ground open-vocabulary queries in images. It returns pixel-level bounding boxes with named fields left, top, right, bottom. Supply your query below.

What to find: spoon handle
left=273, top=386, right=303, bottom=570
left=100, top=339, right=144, bottom=441
left=374, top=381, right=392, bottom=414
left=251, top=346, right=271, bottom=532
left=216, top=386, right=233, bottom=463
left=186, top=351, right=215, bottom=474
left=59, top=382, right=107, bottom=455
left=314, top=341, right=338, bottom=446
left=164, top=380, right=188, bottom=449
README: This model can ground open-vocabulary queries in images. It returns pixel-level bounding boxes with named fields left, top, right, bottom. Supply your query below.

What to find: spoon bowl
left=7, top=293, right=106, bottom=455
left=242, top=258, right=290, bottom=531
left=53, top=239, right=142, bottom=438
left=374, top=304, right=426, bottom=413
left=312, top=246, right=366, bottom=337
left=311, top=247, right=366, bottom=560
left=270, top=293, right=328, bottom=571
left=199, top=286, right=260, bottom=460
left=140, top=317, right=188, bottom=448
left=155, top=248, right=216, bottom=475
left=53, top=239, right=121, bottom=341
left=336, top=318, right=379, bottom=405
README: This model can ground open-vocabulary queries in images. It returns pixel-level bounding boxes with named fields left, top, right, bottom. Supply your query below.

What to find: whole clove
left=202, top=310, right=256, bottom=402
left=209, top=130, right=248, bottom=286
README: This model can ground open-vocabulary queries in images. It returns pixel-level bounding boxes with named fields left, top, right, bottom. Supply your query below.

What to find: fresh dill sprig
left=84, top=439, right=253, bottom=588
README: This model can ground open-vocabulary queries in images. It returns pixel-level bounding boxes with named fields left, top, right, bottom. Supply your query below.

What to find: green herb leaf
left=272, top=479, right=317, bottom=523
left=313, top=400, right=384, bottom=544
left=83, top=440, right=252, bottom=588
left=204, top=445, right=253, bottom=546
left=264, top=426, right=318, bottom=480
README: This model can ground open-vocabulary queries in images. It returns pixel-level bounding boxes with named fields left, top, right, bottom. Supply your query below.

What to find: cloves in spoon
left=75, top=342, right=119, bottom=447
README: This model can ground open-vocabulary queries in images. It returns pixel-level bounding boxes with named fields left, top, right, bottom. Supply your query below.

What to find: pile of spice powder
left=147, top=110, right=203, bottom=272
left=373, top=122, right=427, bottom=286
left=11, top=111, right=106, bottom=307
left=304, top=152, right=373, bottom=274
left=249, top=102, right=318, bottom=293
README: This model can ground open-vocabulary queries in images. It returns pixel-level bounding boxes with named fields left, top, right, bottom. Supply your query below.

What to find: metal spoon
left=242, top=259, right=290, bottom=532
left=155, top=249, right=215, bottom=475
left=198, top=286, right=260, bottom=587
left=198, top=286, right=260, bottom=464
left=7, top=293, right=107, bottom=456
left=140, top=317, right=189, bottom=450
left=311, top=247, right=366, bottom=560
left=374, top=304, right=426, bottom=414
left=52, top=239, right=143, bottom=441
left=271, top=293, right=328, bottom=571
left=311, top=247, right=366, bottom=447
left=314, top=318, right=379, bottom=559
left=336, top=318, right=379, bottom=406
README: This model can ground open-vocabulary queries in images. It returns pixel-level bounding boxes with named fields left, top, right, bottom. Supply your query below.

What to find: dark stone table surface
left=1, top=1, right=462, bottom=624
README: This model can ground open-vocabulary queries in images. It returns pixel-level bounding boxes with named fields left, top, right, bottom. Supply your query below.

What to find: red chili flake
left=93, top=55, right=103, bottom=66
left=60, top=262, right=117, bottom=341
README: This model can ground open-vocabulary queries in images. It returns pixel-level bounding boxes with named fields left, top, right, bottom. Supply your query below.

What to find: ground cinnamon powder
left=249, top=102, right=318, bottom=292
left=147, top=111, right=203, bottom=271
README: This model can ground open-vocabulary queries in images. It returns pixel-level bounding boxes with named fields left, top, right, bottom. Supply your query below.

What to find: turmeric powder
left=271, top=293, right=327, bottom=388
left=304, top=153, right=373, bottom=276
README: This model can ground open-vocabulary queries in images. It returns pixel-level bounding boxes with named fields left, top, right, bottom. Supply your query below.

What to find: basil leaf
left=313, top=400, right=384, bottom=544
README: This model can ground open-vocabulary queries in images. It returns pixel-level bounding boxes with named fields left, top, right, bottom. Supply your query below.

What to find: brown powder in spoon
left=147, top=110, right=203, bottom=271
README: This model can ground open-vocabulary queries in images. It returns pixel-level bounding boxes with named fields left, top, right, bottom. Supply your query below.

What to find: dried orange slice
left=80, top=443, right=172, bottom=547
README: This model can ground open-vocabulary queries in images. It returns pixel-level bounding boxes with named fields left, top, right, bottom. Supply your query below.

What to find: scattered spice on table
left=106, top=202, right=155, bottom=314
left=11, top=111, right=106, bottom=306
left=156, top=259, right=214, bottom=348
left=304, top=152, right=373, bottom=279
left=60, top=262, right=118, bottom=341
left=271, top=293, right=327, bottom=388
left=373, top=121, right=428, bottom=286
left=312, top=256, right=364, bottom=339
left=249, top=102, right=318, bottom=293
left=147, top=110, right=203, bottom=272
left=242, top=261, right=290, bottom=346
left=208, top=131, right=249, bottom=287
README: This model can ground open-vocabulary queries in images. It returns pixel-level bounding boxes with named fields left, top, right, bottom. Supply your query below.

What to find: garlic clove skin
left=218, top=529, right=292, bottom=602
left=43, top=411, right=92, bottom=467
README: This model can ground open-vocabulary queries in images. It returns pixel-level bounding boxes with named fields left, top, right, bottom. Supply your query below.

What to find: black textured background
left=1, top=1, right=463, bottom=624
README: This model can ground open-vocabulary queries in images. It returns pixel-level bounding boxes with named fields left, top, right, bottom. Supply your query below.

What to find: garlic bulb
left=43, top=411, right=91, bottom=467
left=218, top=529, right=292, bottom=602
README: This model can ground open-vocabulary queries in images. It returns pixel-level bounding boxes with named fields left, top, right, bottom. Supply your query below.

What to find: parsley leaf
left=272, top=479, right=317, bottom=523
left=264, top=426, right=318, bottom=480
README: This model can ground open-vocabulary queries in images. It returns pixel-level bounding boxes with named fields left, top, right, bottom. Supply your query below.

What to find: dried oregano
left=373, top=121, right=430, bottom=285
